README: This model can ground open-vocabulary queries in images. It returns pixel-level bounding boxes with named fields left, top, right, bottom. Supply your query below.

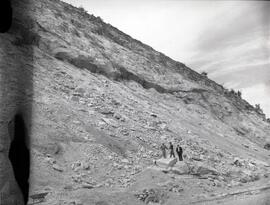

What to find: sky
left=63, top=0, right=270, bottom=117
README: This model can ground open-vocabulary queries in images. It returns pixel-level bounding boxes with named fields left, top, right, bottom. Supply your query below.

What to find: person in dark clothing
left=169, top=142, right=175, bottom=158
left=160, top=143, right=168, bottom=158
left=176, top=145, right=183, bottom=161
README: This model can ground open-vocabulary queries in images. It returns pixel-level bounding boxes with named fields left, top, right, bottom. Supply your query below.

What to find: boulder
left=189, top=162, right=219, bottom=176
left=233, top=157, right=244, bottom=167
left=156, top=158, right=177, bottom=168
left=171, top=161, right=189, bottom=175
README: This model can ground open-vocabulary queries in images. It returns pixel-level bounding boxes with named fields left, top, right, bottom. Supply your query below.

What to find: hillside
left=0, top=0, right=270, bottom=204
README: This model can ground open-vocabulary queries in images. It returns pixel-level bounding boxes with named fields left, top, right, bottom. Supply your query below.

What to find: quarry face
left=0, top=0, right=270, bottom=204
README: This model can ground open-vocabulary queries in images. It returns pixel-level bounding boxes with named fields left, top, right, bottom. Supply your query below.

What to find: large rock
left=189, top=161, right=219, bottom=176
left=156, top=158, right=177, bottom=168
left=171, top=161, right=190, bottom=175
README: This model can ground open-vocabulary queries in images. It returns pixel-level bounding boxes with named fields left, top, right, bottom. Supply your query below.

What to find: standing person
left=176, top=145, right=183, bottom=161
left=169, top=142, right=175, bottom=158
left=160, top=143, right=168, bottom=158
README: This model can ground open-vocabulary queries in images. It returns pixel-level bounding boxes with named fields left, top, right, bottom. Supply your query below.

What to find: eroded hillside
left=1, top=0, right=270, bottom=204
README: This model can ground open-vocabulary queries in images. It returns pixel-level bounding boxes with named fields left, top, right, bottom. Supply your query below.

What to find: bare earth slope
left=1, top=0, right=270, bottom=204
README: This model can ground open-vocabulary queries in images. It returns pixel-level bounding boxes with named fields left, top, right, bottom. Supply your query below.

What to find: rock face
left=0, top=0, right=270, bottom=204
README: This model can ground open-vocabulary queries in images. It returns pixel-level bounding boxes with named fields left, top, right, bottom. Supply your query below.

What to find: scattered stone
left=81, top=183, right=95, bottom=189
left=233, top=157, right=244, bottom=167
left=64, top=184, right=74, bottom=191
left=230, top=180, right=241, bottom=187
left=159, top=123, right=167, bottom=130
left=53, top=164, right=64, bottom=172
left=100, top=108, right=114, bottom=115
left=45, top=157, right=56, bottom=165
left=213, top=179, right=222, bottom=187
left=159, top=182, right=184, bottom=193
left=189, top=162, right=219, bottom=176
left=243, top=144, right=249, bottom=148
left=264, top=143, right=270, bottom=150
left=71, top=161, right=82, bottom=171
left=75, top=87, right=86, bottom=95
left=121, top=158, right=129, bottom=164
left=102, top=118, right=118, bottom=127
left=82, top=162, right=90, bottom=170
left=113, top=113, right=122, bottom=120
left=71, top=96, right=80, bottom=102
left=135, top=188, right=168, bottom=204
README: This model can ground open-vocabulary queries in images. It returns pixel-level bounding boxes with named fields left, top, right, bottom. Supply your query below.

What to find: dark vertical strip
left=8, top=114, right=30, bottom=204
left=0, top=0, right=12, bottom=33
left=0, top=0, right=33, bottom=204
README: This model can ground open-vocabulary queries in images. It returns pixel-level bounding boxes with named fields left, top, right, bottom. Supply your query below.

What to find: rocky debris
left=225, top=168, right=262, bottom=185
left=238, top=171, right=260, bottom=184
left=264, top=143, right=270, bottom=150
left=67, top=201, right=83, bottom=205
left=158, top=181, right=184, bottom=193
left=232, top=157, right=258, bottom=171
left=99, top=108, right=115, bottom=116
left=188, top=161, right=219, bottom=176
left=29, top=192, right=49, bottom=204
left=52, top=164, right=64, bottom=172
left=71, top=161, right=90, bottom=171
left=135, top=188, right=168, bottom=204
left=71, top=173, right=101, bottom=189
left=81, top=183, right=95, bottom=189
left=74, top=87, right=86, bottom=97
left=233, top=157, right=244, bottom=167
left=121, top=158, right=130, bottom=164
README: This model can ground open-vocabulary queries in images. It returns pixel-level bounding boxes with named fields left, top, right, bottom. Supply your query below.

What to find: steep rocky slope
left=1, top=0, right=270, bottom=204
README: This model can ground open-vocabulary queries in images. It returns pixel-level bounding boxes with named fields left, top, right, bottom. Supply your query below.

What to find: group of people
left=160, top=142, right=183, bottom=161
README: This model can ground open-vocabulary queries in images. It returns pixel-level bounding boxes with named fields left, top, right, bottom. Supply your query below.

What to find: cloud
left=193, top=1, right=270, bottom=53
left=214, top=63, right=270, bottom=88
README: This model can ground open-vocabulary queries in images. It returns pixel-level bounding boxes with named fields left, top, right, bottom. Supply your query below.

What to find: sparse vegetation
left=255, top=104, right=264, bottom=114
left=78, top=6, right=87, bottom=13
left=201, top=71, right=208, bottom=77
left=222, top=86, right=267, bottom=118
left=237, top=90, right=242, bottom=98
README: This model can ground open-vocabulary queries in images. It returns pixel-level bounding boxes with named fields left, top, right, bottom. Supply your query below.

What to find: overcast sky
left=63, top=0, right=270, bottom=117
